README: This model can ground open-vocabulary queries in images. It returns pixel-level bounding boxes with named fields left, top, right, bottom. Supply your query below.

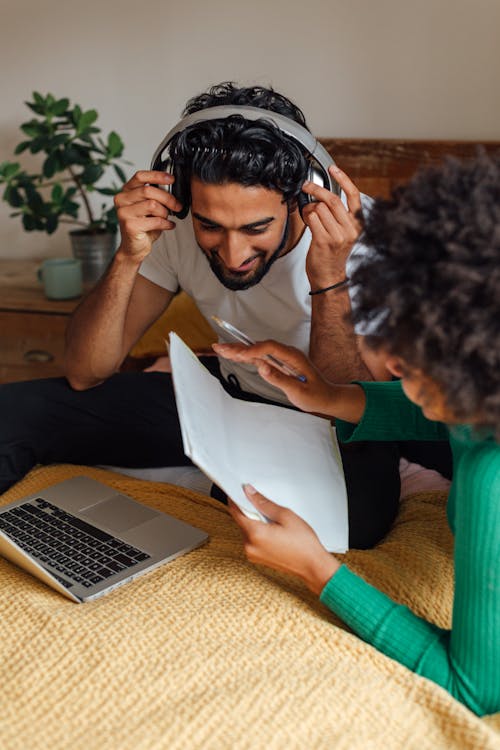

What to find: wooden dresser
left=0, top=260, right=81, bottom=384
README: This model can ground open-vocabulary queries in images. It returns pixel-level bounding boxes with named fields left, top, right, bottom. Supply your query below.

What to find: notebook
left=169, top=333, right=349, bottom=552
left=0, top=475, right=208, bottom=602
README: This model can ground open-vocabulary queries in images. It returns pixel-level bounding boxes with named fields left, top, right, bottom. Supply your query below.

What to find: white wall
left=1, top=0, right=499, bottom=260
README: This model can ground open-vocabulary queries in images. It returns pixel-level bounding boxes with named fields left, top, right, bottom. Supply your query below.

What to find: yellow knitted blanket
left=1, top=464, right=499, bottom=750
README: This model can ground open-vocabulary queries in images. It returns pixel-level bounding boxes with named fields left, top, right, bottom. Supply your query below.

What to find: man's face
left=190, top=178, right=292, bottom=291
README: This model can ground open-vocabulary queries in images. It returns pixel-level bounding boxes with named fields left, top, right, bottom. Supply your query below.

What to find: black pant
left=0, top=364, right=451, bottom=550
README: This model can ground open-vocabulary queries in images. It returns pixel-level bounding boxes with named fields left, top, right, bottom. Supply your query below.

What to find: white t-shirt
left=139, top=193, right=373, bottom=404
left=139, top=217, right=312, bottom=404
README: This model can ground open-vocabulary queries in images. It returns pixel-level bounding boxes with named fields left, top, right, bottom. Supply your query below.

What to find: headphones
left=150, top=105, right=340, bottom=219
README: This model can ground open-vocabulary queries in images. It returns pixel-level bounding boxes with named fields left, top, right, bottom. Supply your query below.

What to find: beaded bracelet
left=308, top=278, right=349, bottom=296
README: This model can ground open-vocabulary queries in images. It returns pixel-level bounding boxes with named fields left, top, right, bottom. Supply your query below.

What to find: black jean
left=0, top=363, right=451, bottom=550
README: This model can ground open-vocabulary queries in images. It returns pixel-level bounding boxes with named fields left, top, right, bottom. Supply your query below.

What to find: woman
left=214, top=154, right=500, bottom=716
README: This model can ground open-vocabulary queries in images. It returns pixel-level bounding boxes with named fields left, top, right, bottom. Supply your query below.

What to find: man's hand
left=228, top=485, right=340, bottom=595
left=303, top=166, right=373, bottom=383
left=302, top=165, right=363, bottom=290
left=114, top=170, right=183, bottom=263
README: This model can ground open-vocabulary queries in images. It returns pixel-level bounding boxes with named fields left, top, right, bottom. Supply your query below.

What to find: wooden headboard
left=320, top=139, right=500, bottom=198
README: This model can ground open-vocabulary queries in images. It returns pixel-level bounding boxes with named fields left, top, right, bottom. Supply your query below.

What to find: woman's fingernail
left=243, top=483, right=257, bottom=495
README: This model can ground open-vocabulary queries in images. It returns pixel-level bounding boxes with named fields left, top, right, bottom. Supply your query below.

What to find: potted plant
left=0, top=92, right=129, bottom=283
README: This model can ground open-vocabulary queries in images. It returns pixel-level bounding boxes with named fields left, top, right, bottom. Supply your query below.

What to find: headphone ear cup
left=162, top=157, right=189, bottom=220
left=298, top=163, right=329, bottom=218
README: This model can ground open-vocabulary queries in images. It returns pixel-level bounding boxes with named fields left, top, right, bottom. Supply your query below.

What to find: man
left=0, top=83, right=403, bottom=547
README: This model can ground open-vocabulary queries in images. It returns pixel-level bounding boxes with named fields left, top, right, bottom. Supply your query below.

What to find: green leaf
left=78, top=109, right=98, bottom=133
left=79, top=133, right=100, bottom=150
left=95, top=187, right=117, bottom=196
left=113, top=164, right=127, bottom=183
left=64, top=200, right=80, bottom=217
left=21, top=121, right=42, bottom=137
left=49, top=133, right=70, bottom=147
left=4, top=185, right=23, bottom=207
left=51, top=183, right=64, bottom=203
left=22, top=214, right=36, bottom=231
left=24, top=185, right=44, bottom=213
left=29, top=136, right=48, bottom=154
left=80, top=163, right=104, bottom=184
left=43, top=154, right=58, bottom=178
left=52, top=98, right=70, bottom=116
left=33, top=92, right=45, bottom=106
left=65, top=143, right=91, bottom=166
left=46, top=214, right=59, bottom=234
left=107, top=131, right=124, bottom=158
left=14, top=141, right=31, bottom=155
left=1, top=162, right=21, bottom=179
left=26, top=102, right=46, bottom=116
left=71, top=104, right=82, bottom=127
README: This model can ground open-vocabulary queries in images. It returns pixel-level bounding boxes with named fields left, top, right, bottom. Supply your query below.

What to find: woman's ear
left=384, top=355, right=406, bottom=379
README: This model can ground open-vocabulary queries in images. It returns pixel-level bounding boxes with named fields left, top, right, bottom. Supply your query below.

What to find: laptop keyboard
left=0, top=498, right=151, bottom=589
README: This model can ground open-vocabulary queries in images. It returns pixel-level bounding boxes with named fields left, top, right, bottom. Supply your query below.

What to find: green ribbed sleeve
left=336, top=380, right=449, bottom=444
left=321, top=437, right=500, bottom=716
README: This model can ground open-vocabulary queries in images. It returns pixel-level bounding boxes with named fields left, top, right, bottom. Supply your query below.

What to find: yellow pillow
left=129, top=291, right=217, bottom=358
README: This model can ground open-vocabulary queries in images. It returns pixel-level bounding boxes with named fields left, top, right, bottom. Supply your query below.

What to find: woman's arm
left=323, top=443, right=500, bottom=716
left=230, top=445, right=500, bottom=716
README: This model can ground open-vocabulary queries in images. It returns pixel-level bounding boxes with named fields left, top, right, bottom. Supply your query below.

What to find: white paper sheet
left=169, top=333, right=348, bottom=552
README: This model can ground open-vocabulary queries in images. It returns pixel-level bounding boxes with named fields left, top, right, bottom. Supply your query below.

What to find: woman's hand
left=302, top=165, right=363, bottom=291
left=213, top=339, right=337, bottom=416
left=228, top=485, right=340, bottom=595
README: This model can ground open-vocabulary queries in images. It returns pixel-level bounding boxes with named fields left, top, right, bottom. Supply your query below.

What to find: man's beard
left=203, top=215, right=291, bottom=291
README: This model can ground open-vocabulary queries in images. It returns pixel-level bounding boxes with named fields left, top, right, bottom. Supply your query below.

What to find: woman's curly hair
left=351, top=152, right=500, bottom=435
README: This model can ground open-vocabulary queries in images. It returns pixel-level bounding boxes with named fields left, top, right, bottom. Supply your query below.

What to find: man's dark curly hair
left=168, top=82, right=311, bottom=211
left=351, top=152, right=500, bottom=435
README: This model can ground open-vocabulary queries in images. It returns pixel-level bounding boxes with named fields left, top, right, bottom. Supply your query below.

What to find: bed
left=2, top=139, right=500, bottom=749
left=1, top=464, right=499, bottom=750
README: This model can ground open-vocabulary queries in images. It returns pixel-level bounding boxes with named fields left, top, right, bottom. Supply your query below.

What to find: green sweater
left=320, top=380, right=500, bottom=716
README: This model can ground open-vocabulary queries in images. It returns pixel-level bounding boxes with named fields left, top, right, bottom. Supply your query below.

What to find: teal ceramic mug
left=38, top=258, right=83, bottom=300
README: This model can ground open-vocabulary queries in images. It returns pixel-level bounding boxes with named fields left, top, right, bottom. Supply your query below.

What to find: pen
left=211, top=316, right=307, bottom=383
left=261, top=354, right=308, bottom=383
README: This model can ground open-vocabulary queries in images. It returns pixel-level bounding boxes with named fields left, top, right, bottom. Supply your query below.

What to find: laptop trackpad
left=81, top=495, right=157, bottom=533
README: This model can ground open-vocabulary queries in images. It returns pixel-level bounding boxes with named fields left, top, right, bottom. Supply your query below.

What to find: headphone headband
left=150, top=104, right=337, bottom=193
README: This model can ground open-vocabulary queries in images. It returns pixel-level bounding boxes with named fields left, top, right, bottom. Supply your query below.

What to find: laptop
left=0, top=476, right=208, bottom=602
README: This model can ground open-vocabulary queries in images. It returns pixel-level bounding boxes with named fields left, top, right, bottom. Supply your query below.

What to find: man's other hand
left=302, top=165, right=363, bottom=290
